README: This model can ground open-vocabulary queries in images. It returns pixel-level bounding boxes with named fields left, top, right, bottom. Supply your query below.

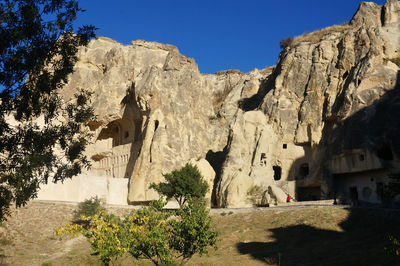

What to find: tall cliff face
left=217, top=0, right=400, bottom=206
left=61, top=0, right=400, bottom=207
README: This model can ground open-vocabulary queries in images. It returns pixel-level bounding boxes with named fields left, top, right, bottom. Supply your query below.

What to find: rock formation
left=56, top=0, right=400, bottom=207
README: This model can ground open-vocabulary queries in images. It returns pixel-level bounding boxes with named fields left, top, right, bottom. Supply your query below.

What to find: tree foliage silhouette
left=150, top=163, right=209, bottom=207
left=0, top=0, right=96, bottom=221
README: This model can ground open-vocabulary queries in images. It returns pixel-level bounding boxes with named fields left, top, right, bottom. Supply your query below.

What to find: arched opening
left=260, top=153, right=267, bottom=166
left=97, top=119, right=135, bottom=148
left=376, top=143, right=393, bottom=161
left=273, top=166, right=281, bottom=181
left=298, top=163, right=309, bottom=179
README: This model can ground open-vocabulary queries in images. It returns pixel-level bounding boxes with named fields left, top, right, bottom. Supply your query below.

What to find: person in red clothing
left=286, top=194, right=291, bottom=203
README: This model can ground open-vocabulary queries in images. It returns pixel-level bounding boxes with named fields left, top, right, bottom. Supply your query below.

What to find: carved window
left=273, top=166, right=281, bottom=181
left=260, top=153, right=267, bottom=166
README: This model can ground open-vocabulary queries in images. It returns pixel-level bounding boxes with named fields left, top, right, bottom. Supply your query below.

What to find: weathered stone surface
left=188, top=158, right=215, bottom=206
left=42, top=0, right=400, bottom=207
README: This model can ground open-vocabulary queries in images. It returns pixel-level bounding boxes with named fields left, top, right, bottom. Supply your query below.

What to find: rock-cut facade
left=38, top=0, right=400, bottom=207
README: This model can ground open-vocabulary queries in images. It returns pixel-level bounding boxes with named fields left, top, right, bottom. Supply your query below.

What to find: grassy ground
left=1, top=202, right=399, bottom=265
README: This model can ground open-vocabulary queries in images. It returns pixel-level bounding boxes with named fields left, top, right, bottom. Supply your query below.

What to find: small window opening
left=299, top=163, right=309, bottom=178
left=359, top=154, right=365, bottom=161
left=376, top=143, right=393, bottom=161
left=357, top=79, right=361, bottom=86
left=273, top=166, right=281, bottom=181
left=125, top=131, right=129, bottom=138
left=283, top=144, right=287, bottom=149
left=260, top=153, right=267, bottom=166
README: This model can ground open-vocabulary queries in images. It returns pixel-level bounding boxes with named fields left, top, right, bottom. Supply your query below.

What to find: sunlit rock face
left=257, top=0, right=400, bottom=202
left=59, top=0, right=400, bottom=207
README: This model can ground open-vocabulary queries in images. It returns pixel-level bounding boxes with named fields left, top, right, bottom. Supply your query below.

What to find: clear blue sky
left=75, top=0, right=387, bottom=74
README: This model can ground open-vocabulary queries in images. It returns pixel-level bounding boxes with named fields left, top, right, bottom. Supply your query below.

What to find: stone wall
left=36, top=175, right=129, bottom=205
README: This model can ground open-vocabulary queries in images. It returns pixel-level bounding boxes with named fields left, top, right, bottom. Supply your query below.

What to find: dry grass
left=290, top=24, right=353, bottom=47
left=1, top=202, right=400, bottom=265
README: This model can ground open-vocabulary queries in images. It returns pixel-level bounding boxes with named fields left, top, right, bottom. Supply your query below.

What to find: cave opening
left=205, top=145, right=229, bottom=207
left=298, top=163, right=309, bottom=179
left=376, top=143, right=393, bottom=161
left=273, top=166, right=281, bottom=181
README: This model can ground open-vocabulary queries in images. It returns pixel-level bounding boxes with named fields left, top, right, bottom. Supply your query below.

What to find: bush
left=55, top=199, right=218, bottom=266
left=150, top=163, right=209, bottom=207
left=280, top=37, right=293, bottom=49
left=55, top=212, right=126, bottom=265
left=385, top=236, right=400, bottom=256
left=122, top=199, right=175, bottom=265
left=73, top=196, right=105, bottom=221
left=169, top=199, right=218, bottom=264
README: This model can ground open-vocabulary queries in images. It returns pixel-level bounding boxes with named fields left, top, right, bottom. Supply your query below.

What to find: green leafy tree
left=0, top=0, right=96, bottom=221
left=56, top=212, right=126, bottom=265
left=72, top=196, right=105, bottom=221
left=150, top=163, right=209, bottom=207
left=56, top=199, right=219, bottom=266
left=169, top=199, right=218, bottom=265
left=123, top=199, right=175, bottom=266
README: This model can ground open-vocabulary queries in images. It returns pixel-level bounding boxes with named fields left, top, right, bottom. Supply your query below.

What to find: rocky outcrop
left=58, top=0, right=400, bottom=207
left=218, top=0, right=400, bottom=206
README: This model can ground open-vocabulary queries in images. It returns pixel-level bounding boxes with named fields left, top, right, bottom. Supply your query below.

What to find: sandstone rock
left=224, top=172, right=253, bottom=208
left=268, top=185, right=288, bottom=204
left=40, top=0, right=400, bottom=208
left=188, top=158, right=215, bottom=207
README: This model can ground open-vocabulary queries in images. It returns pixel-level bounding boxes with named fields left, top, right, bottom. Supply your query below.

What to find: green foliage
left=123, top=199, right=174, bottom=265
left=55, top=212, right=126, bottom=265
left=73, top=196, right=105, bottom=221
left=150, top=163, right=209, bottom=207
left=169, top=199, right=218, bottom=264
left=56, top=199, right=219, bottom=266
left=0, top=0, right=96, bottom=221
left=385, top=236, right=400, bottom=256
